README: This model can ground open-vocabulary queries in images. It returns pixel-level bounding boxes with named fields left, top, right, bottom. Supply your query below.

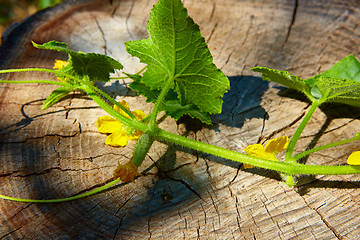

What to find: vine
left=1, top=0, right=360, bottom=203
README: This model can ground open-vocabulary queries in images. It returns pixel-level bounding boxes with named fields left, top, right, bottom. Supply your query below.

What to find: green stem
left=132, top=133, right=155, bottom=167
left=286, top=100, right=321, bottom=162
left=111, top=66, right=148, bottom=80
left=0, top=68, right=138, bottom=120
left=110, top=76, right=130, bottom=80
left=148, top=77, right=173, bottom=132
left=293, top=134, right=360, bottom=161
left=84, top=83, right=136, bottom=120
left=0, top=68, right=77, bottom=80
left=0, top=79, right=70, bottom=87
left=157, top=128, right=360, bottom=175
left=81, top=85, right=148, bottom=132
left=0, top=178, right=121, bottom=203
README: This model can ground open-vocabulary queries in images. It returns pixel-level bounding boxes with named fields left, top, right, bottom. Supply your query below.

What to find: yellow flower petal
left=53, top=59, right=68, bottom=70
left=105, top=132, right=129, bottom=147
left=244, top=144, right=276, bottom=169
left=347, top=151, right=360, bottom=165
left=97, top=116, right=124, bottom=134
left=244, top=144, right=267, bottom=158
left=132, top=109, right=147, bottom=121
left=113, top=100, right=131, bottom=117
left=265, top=136, right=289, bottom=153
left=97, top=100, right=147, bottom=147
left=244, top=137, right=287, bottom=169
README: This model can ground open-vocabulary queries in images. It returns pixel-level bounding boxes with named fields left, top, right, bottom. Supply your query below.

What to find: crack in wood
left=302, top=197, right=342, bottom=239
left=259, top=189, right=285, bottom=239
left=258, top=105, right=307, bottom=144
left=147, top=215, right=152, bottom=239
left=0, top=132, right=78, bottom=144
left=220, top=49, right=234, bottom=69
left=125, top=0, right=136, bottom=40
left=234, top=196, right=243, bottom=233
left=94, top=17, right=108, bottom=55
left=0, top=225, right=23, bottom=239
left=112, top=214, right=124, bottom=240
left=1, top=165, right=113, bottom=178
left=208, top=191, right=221, bottom=225
left=301, top=119, right=357, bottom=139
left=283, top=0, right=299, bottom=46
left=209, top=0, right=216, bottom=22
left=165, top=173, right=203, bottom=201
left=206, top=21, right=218, bottom=43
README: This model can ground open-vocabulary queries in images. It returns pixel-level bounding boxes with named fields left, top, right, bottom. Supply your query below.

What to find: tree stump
left=1, top=0, right=360, bottom=239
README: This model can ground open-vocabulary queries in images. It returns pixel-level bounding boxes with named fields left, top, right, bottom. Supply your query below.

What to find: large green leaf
left=125, top=0, right=229, bottom=114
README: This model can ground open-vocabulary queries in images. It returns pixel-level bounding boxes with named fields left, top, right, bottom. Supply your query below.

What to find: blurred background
left=0, top=0, right=63, bottom=43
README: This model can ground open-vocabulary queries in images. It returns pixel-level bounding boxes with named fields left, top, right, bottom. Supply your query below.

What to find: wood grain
left=1, top=0, right=360, bottom=239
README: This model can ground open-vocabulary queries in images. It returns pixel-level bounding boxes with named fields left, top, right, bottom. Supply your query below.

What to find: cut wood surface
left=1, top=0, right=360, bottom=239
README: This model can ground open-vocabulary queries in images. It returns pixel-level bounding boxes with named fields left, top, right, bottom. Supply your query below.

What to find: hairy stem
left=148, top=77, right=174, bottom=132
left=0, top=178, right=121, bottom=203
left=0, top=68, right=75, bottom=79
left=132, top=133, right=155, bottom=167
left=85, top=83, right=136, bottom=120
left=157, top=128, right=360, bottom=175
left=81, top=85, right=148, bottom=132
left=286, top=101, right=320, bottom=162
left=293, top=134, right=360, bottom=161
left=0, top=79, right=70, bottom=86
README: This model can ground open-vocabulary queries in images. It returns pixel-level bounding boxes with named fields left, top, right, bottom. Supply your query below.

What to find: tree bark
left=1, top=0, right=360, bottom=239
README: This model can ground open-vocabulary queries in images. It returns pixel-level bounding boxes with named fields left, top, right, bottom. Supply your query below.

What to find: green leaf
left=33, top=41, right=123, bottom=82
left=317, top=54, right=360, bottom=81
left=32, top=41, right=73, bottom=54
left=129, top=76, right=211, bottom=124
left=163, top=100, right=212, bottom=124
left=42, top=86, right=73, bottom=110
left=125, top=0, right=229, bottom=114
left=310, top=76, right=360, bottom=107
left=253, top=55, right=360, bottom=107
left=251, top=67, right=312, bottom=99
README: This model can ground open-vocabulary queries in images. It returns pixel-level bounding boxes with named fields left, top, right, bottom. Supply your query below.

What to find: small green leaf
left=253, top=55, right=360, bottom=107
left=163, top=100, right=212, bottom=124
left=42, top=86, right=73, bottom=110
left=32, top=41, right=70, bottom=53
left=125, top=0, right=229, bottom=114
left=70, top=53, right=123, bottom=82
left=33, top=41, right=123, bottom=82
left=251, top=67, right=312, bottom=99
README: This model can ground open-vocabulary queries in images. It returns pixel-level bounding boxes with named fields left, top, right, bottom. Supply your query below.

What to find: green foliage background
left=0, top=0, right=62, bottom=43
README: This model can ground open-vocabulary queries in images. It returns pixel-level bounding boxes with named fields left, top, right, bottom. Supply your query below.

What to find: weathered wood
left=1, top=0, right=360, bottom=239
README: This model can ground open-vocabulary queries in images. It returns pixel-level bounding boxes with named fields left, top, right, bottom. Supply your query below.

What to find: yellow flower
left=53, top=59, right=69, bottom=82
left=244, top=136, right=289, bottom=169
left=347, top=151, right=360, bottom=165
left=113, top=160, right=140, bottom=182
left=53, top=59, right=69, bottom=70
left=96, top=100, right=146, bottom=147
